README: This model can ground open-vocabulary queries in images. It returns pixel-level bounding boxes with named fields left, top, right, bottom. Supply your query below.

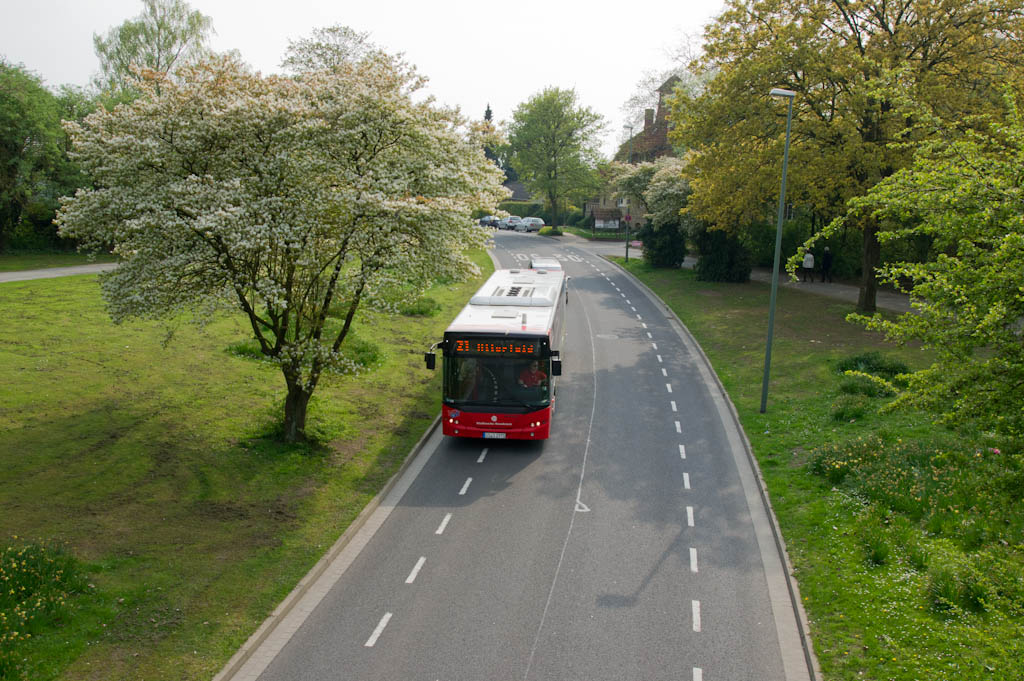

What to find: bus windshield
left=443, top=356, right=551, bottom=409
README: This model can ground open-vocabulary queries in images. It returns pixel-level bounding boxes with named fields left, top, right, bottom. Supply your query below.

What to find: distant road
left=0, top=263, right=118, bottom=283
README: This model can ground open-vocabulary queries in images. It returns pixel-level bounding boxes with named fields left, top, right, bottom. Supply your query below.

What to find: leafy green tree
left=280, top=24, right=376, bottom=74
left=0, top=61, right=63, bottom=252
left=93, top=0, right=214, bottom=96
left=57, top=52, right=506, bottom=443
left=672, top=0, right=1024, bottom=312
left=817, top=95, right=1024, bottom=439
left=508, top=87, right=604, bottom=226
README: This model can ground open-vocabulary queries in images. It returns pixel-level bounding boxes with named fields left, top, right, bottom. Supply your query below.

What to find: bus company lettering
left=477, top=420, right=512, bottom=427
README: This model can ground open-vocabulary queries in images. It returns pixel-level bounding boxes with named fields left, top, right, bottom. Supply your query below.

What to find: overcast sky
left=1, top=0, right=725, bottom=157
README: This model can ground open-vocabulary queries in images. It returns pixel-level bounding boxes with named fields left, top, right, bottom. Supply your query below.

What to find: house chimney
left=644, top=108, right=654, bottom=130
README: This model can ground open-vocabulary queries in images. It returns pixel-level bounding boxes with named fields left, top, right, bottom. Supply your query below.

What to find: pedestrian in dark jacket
left=821, top=246, right=833, bottom=283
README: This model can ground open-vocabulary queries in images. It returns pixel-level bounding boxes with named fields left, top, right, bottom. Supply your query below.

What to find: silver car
left=516, top=217, right=545, bottom=232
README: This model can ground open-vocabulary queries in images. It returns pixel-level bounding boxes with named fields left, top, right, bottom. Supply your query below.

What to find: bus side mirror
left=424, top=352, right=436, bottom=370
left=551, top=358, right=562, bottom=376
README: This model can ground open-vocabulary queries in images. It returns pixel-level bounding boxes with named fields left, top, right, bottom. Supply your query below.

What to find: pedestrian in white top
left=801, top=250, right=815, bottom=282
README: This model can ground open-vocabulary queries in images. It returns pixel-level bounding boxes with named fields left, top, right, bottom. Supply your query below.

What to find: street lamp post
left=760, top=88, right=796, bottom=414
left=624, top=123, right=634, bottom=262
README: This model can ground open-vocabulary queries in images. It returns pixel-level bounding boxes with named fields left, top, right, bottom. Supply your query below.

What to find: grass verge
left=0, top=251, right=492, bottom=680
left=615, top=257, right=1023, bottom=681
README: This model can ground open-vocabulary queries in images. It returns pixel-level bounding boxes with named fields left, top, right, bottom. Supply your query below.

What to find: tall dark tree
left=507, top=87, right=604, bottom=226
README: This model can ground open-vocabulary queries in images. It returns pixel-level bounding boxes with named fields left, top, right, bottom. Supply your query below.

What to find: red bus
left=425, top=267, right=567, bottom=440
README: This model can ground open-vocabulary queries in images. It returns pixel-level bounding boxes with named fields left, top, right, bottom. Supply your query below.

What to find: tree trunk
left=857, top=219, right=881, bottom=314
left=283, top=380, right=312, bottom=443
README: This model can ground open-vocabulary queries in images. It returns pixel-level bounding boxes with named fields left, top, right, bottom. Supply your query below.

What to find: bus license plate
left=483, top=432, right=506, bottom=439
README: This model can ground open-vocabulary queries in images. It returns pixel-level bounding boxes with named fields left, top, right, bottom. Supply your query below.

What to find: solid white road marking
left=435, top=513, right=452, bottom=535
left=477, top=448, right=488, bottom=463
left=679, top=444, right=686, bottom=459
left=687, top=506, right=695, bottom=527
left=459, top=478, right=472, bottom=495
left=365, top=612, right=392, bottom=647
left=684, top=472, right=691, bottom=489
left=692, top=600, right=702, bottom=632
left=690, top=547, right=698, bottom=572
left=406, top=556, right=426, bottom=584
left=671, top=401, right=677, bottom=412
left=575, top=500, right=591, bottom=512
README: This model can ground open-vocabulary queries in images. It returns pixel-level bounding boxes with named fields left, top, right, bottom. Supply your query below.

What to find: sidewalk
left=0, top=262, right=118, bottom=283
left=557, top=231, right=910, bottom=314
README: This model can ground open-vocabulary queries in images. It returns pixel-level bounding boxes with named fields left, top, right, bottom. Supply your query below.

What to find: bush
left=830, top=393, right=871, bottom=422
left=498, top=201, right=543, bottom=219
left=538, top=226, right=561, bottom=236
left=638, top=219, right=687, bottom=268
left=839, top=374, right=895, bottom=398
left=836, top=351, right=910, bottom=381
left=692, top=225, right=752, bottom=282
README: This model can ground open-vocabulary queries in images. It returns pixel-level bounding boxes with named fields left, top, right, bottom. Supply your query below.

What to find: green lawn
left=0, top=252, right=492, bottom=680
left=0, top=252, right=119, bottom=272
left=616, top=257, right=1023, bottom=681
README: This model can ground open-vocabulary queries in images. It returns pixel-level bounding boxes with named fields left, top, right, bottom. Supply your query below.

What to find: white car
left=529, top=257, right=562, bottom=270
left=516, top=217, right=545, bottom=232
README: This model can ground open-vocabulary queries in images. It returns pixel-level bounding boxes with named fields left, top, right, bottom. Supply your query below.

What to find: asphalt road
left=221, top=232, right=815, bottom=681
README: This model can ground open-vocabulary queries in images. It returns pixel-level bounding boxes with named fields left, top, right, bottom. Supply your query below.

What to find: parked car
left=478, top=215, right=499, bottom=228
left=500, top=216, right=523, bottom=231
left=516, top=217, right=545, bottom=232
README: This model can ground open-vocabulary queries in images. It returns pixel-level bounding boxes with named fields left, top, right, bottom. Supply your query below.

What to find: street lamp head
left=770, top=88, right=796, bottom=98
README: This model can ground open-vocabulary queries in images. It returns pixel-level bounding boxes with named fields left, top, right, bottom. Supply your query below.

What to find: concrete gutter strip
left=212, top=415, right=441, bottom=681
left=603, top=253, right=822, bottom=681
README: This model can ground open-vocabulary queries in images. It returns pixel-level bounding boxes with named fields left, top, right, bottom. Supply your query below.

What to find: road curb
left=602, top=255, right=822, bottom=681
left=212, top=415, right=442, bottom=681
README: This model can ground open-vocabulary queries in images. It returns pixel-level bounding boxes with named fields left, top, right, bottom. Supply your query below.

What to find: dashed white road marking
left=365, top=612, right=392, bottom=647
left=694, top=667, right=703, bottom=681
left=652, top=343, right=658, bottom=350
left=679, top=444, right=686, bottom=459
left=459, top=478, right=472, bottom=495
left=684, top=472, right=691, bottom=490
left=657, top=355, right=663, bottom=363
left=626, top=299, right=632, bottom=304
left=647, top=332, right=653, bottom=339
left=671, top=401, right=677, bottom=412
left=642, top=323, right=647, bottom=329
left=477, top=448, right=488, bottom=463
left=662, top=368, right=668, bottom=377
left=690, top=547, right=698, bottom=573
left=675, top=421, right=682, bottom=433
left=687, top=506, right=695, bottom=527
left=666, top=383, right=673, bottom=393
left=692, top=600, right=702, bottom=632
left=435, top=513, right=452, bottom=535
left=636, top=314, right=642, bottom=320
left=406, top=557, right=426, bottom=584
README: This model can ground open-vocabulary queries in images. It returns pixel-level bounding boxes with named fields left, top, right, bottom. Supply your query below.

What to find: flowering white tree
left=57, top=53, right=506, bottom=442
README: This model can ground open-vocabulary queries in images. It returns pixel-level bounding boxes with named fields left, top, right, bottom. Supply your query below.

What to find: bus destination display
left=452, top=338, right=540, bottom=356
